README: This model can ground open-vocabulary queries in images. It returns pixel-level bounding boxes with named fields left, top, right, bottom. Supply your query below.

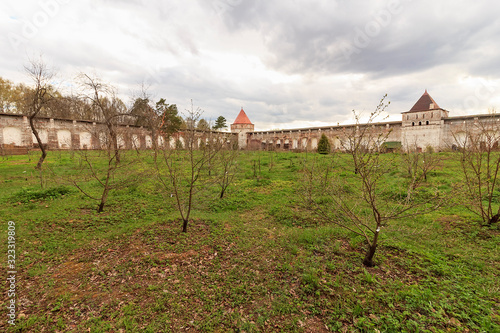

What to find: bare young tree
left=302, top=95, right=441, bottom=267
left=67, top=74, right=133, bottom=212
left=452, top=111, right=500, bottom=225
left=154, top=100, right=221, bottom=232
left=214, top=135, right=239, bottom=199
left=420, top=148, right=440, bottom=182
left=67, top=149, right=139, bottom=212
left=401, top=141, right=441, bottom=199
left=23, top=58, right=56, bottom=169
left=78, top=73, right=126, bottom=162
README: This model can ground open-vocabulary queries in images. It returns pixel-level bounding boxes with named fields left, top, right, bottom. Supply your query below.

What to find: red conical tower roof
left=409, top=90, right=440, bottom=112
left=233, top=108, right=253, bottom=125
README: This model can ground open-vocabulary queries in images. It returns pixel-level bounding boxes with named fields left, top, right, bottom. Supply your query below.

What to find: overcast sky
left=1, top=0, right=499, bottom=130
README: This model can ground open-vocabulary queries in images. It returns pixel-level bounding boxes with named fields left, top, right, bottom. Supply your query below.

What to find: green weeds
left=0, top=151, right=498, bottom=332
left=10, top=185, right=73, bottom=203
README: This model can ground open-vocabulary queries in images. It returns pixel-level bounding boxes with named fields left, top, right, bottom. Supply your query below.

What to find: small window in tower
left=426, top=121, right=429, bottom=125
left=419, top=121, right=422, bottom=126
left=412, top=122, right=415, bottom=126
left=423, top=113, right=425, bottom=119
left=431, top=112, right=433, bottom=118
left=416, top=114, right=418, bottom=119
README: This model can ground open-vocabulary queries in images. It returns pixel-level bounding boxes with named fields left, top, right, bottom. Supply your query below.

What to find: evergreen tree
left=197, top=118, right=210, bottom=131
left=317, top=133, right=331, bottom=154
left=213, top=116, right=227, bottom=130
left=156, top=99, right=182, bottom=136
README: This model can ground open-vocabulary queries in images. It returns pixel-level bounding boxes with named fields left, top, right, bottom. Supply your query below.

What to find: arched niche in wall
left=31, top=129, right=48, bottom=146
left=80, top=131, right=92, bottom=149
left=311, top=138, right=318, bottom=149
left=3, top=127, right=22, bottom=146
left=145, top=135, right=153, bottom=149
left=117, top=134, right=126, bottom=149
left=57, top=130, right=72, bottom=149
left=301, top=138, right=307, bottom=149
left=131, top=134, right=140, bottom=149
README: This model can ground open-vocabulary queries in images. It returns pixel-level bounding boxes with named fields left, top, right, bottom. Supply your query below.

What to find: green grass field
left=0, top=150, right=499, bottom=332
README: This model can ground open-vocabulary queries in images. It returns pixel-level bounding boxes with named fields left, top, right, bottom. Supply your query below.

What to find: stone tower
left=231, top=108, right=254, bottom=148
left=401, top=90, right=449, bottom=150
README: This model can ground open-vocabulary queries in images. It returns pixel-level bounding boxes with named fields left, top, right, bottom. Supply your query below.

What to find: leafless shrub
left=401, top=140, right=441, bottom=199
left=302, top=95, right=441, bottom=267
left=67, top=150, right=140, bottom=212
left=214, top=136, right=239, bottom=198
left=154, top=100, right=222, bottom=232
left=452, top=110, right=500, bottom=225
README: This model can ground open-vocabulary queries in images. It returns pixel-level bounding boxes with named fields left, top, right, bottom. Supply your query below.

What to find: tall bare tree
left=23, top=58, right=56, bottom=169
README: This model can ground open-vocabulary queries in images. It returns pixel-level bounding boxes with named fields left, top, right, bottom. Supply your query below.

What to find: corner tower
left=401, top=90, right=449, bottom=150
left=402, top=90, right=449, bottom=126
left=231, top=108, right=254, bottom=148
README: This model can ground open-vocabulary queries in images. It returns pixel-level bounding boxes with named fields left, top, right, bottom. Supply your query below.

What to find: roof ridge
left=233, top=108, right=253, bottom=125
left=409, top=90, right=440, bottom=112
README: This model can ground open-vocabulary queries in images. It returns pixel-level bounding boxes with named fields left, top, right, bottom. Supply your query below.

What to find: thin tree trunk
left=182, top=219, right=188, bottom=233
left=35, top=145, right=47, bottom=170
left=30, top=117, right=47, bottom=170
left=363, top=244, right=377, bottom=267
left=98, top=201, right=105, bottom=213
left=107, top=122, right=120, bottom=164
left=488, top=213, right=500, bottom=225
left=363, top=230, right=380, bottom=267
left=98, top=187, right=109, bottom=213
left=98, top=172, right=111, bottom=213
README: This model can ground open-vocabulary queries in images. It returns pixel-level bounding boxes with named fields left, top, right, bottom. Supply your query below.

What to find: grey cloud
left=2, top=0, right=499, bottom=130
left=214, top=0, right=500, bottom=80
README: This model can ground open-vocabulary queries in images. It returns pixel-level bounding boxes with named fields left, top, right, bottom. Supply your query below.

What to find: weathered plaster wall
left=0, top=114, right=151, bottom=151
left=401, top=122, right=445, bottom=150
left=247, top=113, right=500, bottom=152
left=3, top=112, right=499, bottom=155
left=400, top=113, right=500, bottom=151
left=442, top=114, right=500, bottom=148
left=247, top=121, right=402, bottom=151
left=0, top=113, right=237, bottom=154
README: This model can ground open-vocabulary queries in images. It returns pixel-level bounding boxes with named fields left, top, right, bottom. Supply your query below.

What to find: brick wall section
left=3, top=112, right=500, bottom=154
left=247, top=121, right=402, bottom=151
left=0, top=114, right=177, bottom=152
left=0, top=113, right=152, bottom=150
left=246, top=114, right=500, bottom=152
left=0, top=113, right=238, bottom=154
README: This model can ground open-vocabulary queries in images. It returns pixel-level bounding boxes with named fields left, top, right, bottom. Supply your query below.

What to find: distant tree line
left=0, top=75, right=227, bottom=131
left=1, top=57, right=229, bottom=173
